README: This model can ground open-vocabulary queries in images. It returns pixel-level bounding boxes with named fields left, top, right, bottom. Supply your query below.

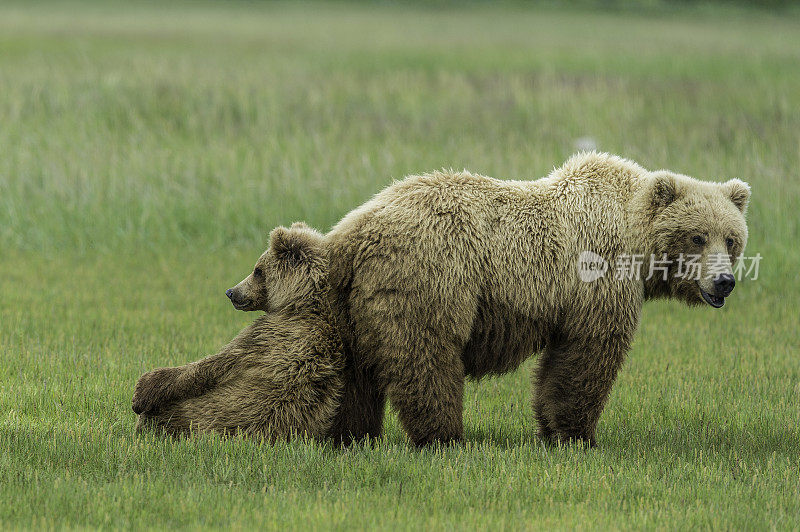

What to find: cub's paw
left=132, top=367, right=182, bottom=414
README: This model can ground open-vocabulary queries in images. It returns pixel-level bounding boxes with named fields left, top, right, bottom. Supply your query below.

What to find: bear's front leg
left=381, top=332, right=466, bottom=447
left=132, top=367, right=187, bottom=414
left=533, top=313, right=636, bottom=446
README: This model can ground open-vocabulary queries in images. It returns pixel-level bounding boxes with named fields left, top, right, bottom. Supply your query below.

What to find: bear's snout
left=713, top=273, right=735, bottom=298
left=226, top=287, right=250, bottom=309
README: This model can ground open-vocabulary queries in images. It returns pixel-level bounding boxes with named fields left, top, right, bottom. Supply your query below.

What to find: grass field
left=1, top=1, right=799, bottom=529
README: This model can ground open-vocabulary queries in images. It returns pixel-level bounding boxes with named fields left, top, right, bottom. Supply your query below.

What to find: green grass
left=1, top=2, right=799, bottom=529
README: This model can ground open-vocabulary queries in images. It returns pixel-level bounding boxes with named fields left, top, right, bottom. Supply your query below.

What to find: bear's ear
left=651, top=172, right=681, bottom=210
left=269, top=226, right=308, bottom=265
left=269, top=225, right=324, bottom=266
left=724, top=179, right=750, bottom=213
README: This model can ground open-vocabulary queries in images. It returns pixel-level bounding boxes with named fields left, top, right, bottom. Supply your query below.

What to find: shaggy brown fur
left=323, top=152, right=750, bottom=446
left=133, top=223, right=344, bottom=440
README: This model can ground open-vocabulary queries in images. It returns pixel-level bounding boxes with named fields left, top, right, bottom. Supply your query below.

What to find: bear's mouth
left=698, top=285, right=725, bottom=308
left=231, top=298, right=254, bottom=311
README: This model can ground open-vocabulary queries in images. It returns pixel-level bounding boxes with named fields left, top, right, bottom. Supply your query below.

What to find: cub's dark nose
left=225, top=288, right=234, bottom=300
left=714, top=273, right=735, bottom=297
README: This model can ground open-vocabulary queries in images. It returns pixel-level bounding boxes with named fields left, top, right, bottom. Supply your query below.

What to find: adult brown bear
left=319, top=152, right=749, bottom=447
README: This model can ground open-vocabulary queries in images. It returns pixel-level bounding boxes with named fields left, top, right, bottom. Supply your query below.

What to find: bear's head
left=646, top=171, right=750, bottom=308
left=226, top=222, right=328, bottom=312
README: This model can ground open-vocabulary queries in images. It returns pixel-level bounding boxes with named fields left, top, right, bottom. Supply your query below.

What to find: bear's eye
left=253, top=267, right=263, bottom=278
left=726, top=237, right=734, bottom=249
left=691, top=235, right=706, bottom=246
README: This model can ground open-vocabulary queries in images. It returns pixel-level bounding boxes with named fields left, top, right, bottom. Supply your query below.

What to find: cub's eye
left=253, top=267, right=263, bottom=277
left=691, top=235, right=706, bottom=246
left=726, top=237, right=734, bottom=249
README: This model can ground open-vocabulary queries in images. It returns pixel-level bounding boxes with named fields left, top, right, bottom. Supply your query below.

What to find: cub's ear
left=290, top=221, right=310, bottom=231
left=724, top=179, right=750, bottom=213
left=651, top=172, right=681, bottom=210
left=269, top=226, right=308, bottom=264
left=269, top=225, right=324, bottom=265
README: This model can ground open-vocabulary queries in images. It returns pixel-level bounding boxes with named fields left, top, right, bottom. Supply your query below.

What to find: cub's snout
left=226, top=284, right=254, bottom=311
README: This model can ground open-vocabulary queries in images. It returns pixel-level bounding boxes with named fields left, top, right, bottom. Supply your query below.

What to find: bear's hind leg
left=327, top=362, right=386, bottom=445
left=132, top=366, right=186, bottom=415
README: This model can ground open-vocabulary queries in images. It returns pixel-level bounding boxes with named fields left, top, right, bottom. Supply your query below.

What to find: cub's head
left=648, top=171, right=750, bottom=308
left=226, top=222, right=327, bottom=312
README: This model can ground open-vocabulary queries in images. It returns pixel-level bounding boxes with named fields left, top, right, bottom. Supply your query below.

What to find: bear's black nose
left=226, top=288, right=234, bottom=300
left=713, top=274, right=735, bottom=298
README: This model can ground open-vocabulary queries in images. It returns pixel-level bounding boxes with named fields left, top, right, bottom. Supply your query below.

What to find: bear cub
left=133, top=222, right=344, bottom=441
